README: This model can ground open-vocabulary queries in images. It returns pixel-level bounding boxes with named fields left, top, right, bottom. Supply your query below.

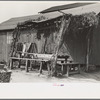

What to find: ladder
left=10, top=26, right=21, bottom=57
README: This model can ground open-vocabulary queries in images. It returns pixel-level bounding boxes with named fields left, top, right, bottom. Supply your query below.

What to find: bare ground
left=10, top=67, right=100, bottom=83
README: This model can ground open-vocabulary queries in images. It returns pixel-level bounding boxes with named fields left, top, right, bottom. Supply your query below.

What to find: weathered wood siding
left=7, top=31, right=13, bottom=63
left=18, top=29, right=68, bottom=54
left=0, top=32, right=7, bottom=62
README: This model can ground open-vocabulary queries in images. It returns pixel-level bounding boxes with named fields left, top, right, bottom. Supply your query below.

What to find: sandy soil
left=10, top=67, right=100, bottom=83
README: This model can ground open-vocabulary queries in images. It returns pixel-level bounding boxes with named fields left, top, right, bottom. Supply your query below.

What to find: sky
left=0, top=1, right=76, bottom=23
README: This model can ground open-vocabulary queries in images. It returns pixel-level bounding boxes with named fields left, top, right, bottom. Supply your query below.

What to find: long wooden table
left=9, top=57, right=50, bottom=73
left=9, top=57, right=81, bottom=77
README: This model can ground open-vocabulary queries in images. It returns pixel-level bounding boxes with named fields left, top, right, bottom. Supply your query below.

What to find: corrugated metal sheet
left=40, top=3, right=94, bottom=13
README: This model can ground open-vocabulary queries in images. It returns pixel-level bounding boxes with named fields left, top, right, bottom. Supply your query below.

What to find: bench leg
left=10, top=59, right=13, bottom=70
left=39, top=62, right=43, bottom=74
left=26, top=60, right=29, bottom=72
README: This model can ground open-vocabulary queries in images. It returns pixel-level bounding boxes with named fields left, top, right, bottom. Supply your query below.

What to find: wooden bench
left=57, top=62, right=81, bottom=77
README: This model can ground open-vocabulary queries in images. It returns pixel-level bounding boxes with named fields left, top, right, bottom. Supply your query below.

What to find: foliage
left=67, top=12, right=99, bottom=40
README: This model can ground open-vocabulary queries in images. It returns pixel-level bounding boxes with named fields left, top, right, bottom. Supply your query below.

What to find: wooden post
left=47, top=62, right=50, bottom=76
left=51, top=15, right=71, bottom=76
left=18, top=60, right=21, bottom=68
left=86, top=27, right=93, bottom=72
left=86, top=38, right=90, bottom=72
left=8, top=27, right=21, bottom=68
left=10, top=59, right=13, bottom=70
left=30, top=61, right=32, bottom=71
left=78, top=64, right=81, bottom=74
left=61, top=64, right=64, bottom=74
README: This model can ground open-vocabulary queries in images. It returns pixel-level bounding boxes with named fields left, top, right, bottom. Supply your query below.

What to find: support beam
left=86, top=38, right=90, bottom=72
left=51, top=15, right=71, bottom=76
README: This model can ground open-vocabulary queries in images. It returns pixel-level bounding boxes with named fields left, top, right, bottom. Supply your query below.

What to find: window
left=7, top=33, right=13, bottom=44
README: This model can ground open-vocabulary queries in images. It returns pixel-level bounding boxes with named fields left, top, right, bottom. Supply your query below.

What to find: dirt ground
left=10, top=66, right=100, bottom=83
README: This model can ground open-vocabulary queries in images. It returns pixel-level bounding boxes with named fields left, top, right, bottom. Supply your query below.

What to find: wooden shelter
left=0, top=13, right=63, bottom=63
left=40, top=3, right=93, bottom=13
left=0, top=3, right=100, bottom=69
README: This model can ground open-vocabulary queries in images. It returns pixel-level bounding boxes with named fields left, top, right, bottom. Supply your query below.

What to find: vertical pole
left=18, top=60, right=21, bottom=68
left=86, top=38, right=90, bottom=72
left=61, top=64, right=64, bottom=74
left=52, top=16, right=71, bottom=76
left=10, top=58, right=13, bottom=70
left=26, top=60, right=29, bottom=72
left=47, top=62, right=50, bottom=76
left=78, top=64, right=81, bottom=74
left=66, top=65, right=69, bottom=77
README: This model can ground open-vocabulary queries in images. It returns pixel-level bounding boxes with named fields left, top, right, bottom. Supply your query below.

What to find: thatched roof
left=0, top=13, right=63, bottom=31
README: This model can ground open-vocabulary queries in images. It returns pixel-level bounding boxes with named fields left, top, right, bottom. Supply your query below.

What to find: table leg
left=61, top=64, right=63, bottom=75
left=10, top=59, right=13, bottom=70
left=30, top=61, right=32, bottom=71
left=78, top=64, right=81, bottom=74
left=39, top=61, right=43, bottom=74
left=66, top=65, right=70, bottom=77
left=18, top=60, right=21, bottom=68
left=47, top=62, right=50, bottom=76
left=26, top=60, right=29, bottom=72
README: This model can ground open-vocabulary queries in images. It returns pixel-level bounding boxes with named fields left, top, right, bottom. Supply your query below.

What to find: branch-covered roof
left=0, top=3, right=99, bottom=31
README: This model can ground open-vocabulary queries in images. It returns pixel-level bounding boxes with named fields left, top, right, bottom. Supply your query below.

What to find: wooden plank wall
left=0, top=32, right=7, bottom=62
